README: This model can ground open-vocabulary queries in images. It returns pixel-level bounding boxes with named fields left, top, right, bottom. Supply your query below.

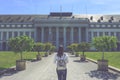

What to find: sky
left=0, top=0, right=120, bottom=15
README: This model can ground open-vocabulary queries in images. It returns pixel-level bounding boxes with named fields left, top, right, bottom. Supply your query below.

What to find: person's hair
left=57, top=45, right=64, bottom=57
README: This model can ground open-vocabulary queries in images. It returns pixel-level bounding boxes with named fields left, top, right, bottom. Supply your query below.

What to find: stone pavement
left=0, top=52, right=120, bottom=80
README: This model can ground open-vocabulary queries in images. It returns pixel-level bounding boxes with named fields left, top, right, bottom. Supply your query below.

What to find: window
left=96, top=25, right=100, bottom=27
left=88, top=32, right=92, bottom=42
left=90, top=25, right=94, bottom=27
left=3, top=32, right=7, bottom=40
left=99, top=32, right=103, bottom=36
left=20, top=32, right=23, bottom=36
left=12, top=25, right=15, bottom=27
left=1, top=25, right=4, bottom=27
left=108, top=25, right=111, bottom=27
left=113, top=25, right=116, bottom=27
left=31, top=32, right=34, bottom=39
left=14, top=32, right=18, bottom=37
left=93, top=32, right=97, bottom=37
left=6, top=25, right=10, bottom=27
left=23, top=25, right=27, bottom=27
left=119, top=25, right=120, bottom=27
left=28, top=24, right=32, bottom=27
left=116, top=32, right=120, bottom=41
left=0, top=32, right=1, bottom=40
left=8, top=32, right=12, bottom=39
left=17, top=25, right=21, bottom=27
left=111, top=32, right=114, bottom=36
left=25, top=32, right=29, bottom=36
left=102, top=25, right=105, bottom=27
left=105, top=32, right=109, bottom=36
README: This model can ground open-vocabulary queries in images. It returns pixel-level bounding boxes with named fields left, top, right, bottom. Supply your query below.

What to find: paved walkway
left=0, top=52, right=120, bottom=80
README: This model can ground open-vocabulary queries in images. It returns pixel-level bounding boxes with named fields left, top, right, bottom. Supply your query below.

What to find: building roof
left=0, top=14, right=120, bottom=23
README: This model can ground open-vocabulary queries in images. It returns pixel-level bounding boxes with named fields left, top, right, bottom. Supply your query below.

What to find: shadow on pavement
left=86, top=70, right=120, bottom=80
left=73, top=60, right=89, bottom=63
left=0, top=68, right=18, bottom=78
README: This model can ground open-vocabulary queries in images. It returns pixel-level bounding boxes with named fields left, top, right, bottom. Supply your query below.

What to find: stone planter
left=36, top=54, right=42, bottom=60
left=45, top=52, right=48, bottom=57
left=75, top=53, right=79, bottom=57
left=97, top=60, right=108, bottom=71
left=16, top=60, right=26, bottom=71
left=80, top=55, right=86, bottom=61
left=49, top=52, right=52, bottom=55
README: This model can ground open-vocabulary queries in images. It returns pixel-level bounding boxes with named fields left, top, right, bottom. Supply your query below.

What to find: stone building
left=0, top=12, right=120, bottom=51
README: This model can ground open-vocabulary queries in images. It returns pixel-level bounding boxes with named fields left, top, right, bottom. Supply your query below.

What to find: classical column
left=6, top=32, right=8, bottom=41
left=12, top=31, right=14, bottom=38
left=108, top=32, right=110, bottom=36
left=1, top=31, right=3, bottom=41
left=18, top=31, right=20, bottom=37
left=114, top=32, right=117, bottom=37
left=71, top=27, right=74, bottom=43
left=64, top=27, right=66, bottom=50
left=86, top=28, right=88, bottom=42
left=78, top=27, right=81, bottom=43
left=91, top=31, right=93, bottom=40
left=49, top=27, right=52, bottom=43
left=41, top=27, right=44, bottom=43
left=29, top=31, right=32, bottom=38
left=56, top=27, right=59, bottom=49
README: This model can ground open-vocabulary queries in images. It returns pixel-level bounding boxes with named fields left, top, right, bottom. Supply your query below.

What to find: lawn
left=0, top=51, right=45, bottom=70
left=81, top=52, right=120, bottom=69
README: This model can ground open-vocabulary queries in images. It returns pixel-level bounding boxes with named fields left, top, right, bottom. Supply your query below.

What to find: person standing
left=54, top=45, right=69, bottom=80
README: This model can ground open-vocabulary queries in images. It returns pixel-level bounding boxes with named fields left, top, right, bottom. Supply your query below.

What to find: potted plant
left=93, top=36, right=117, bottom=71
left=49, top=46, right=56, bottom=55
left=44, top=42, right=52, bottom=57
left=8, top=35, right=34, bottom=71
left=33, top=42, right=44, bottom=60
left=69, top=43, right=78, bottom=55
left=78, top=42, right=90, bottom=61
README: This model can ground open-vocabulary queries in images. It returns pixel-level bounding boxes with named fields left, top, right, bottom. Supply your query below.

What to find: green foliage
left=68, top=43, right=78, bottom=52
left=44, top=42, right=52, bottom=52
left=0, top=51, right=45, bottom=70
left=50, top=46, right=56, bottom=52
left=86, top=52, right=120, bottom=69
left=8, top=35, right=34, bottom=60
left=92, top=36, right=117, bottom=60
left=33, top=42, right=45, bottom=54
left=77, top=42, right=90, bottom=55
left=93, top=36, right=117, bottom=51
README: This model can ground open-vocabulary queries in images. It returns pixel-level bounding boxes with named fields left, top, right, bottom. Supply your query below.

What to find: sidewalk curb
left=87, top=58, right=120, bottom=73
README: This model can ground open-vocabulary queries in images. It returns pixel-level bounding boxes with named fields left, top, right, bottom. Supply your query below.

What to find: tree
left=44, top=42, right=52, bottom=56
left=50, top=46, right=56, bottom=53
left=78, top=42, right=90, bottom=56
left=8, top=35, right=34, bottom=60
left=78, top=42, right=90, bottom=61
left=33, top=42, right=44, bottom=55
left=69, top=43, right=78, bottom=52
left=93, top=36, right=117, bottom=71
left=93, top=36, right=117, bottom=60
left=33, top=42, right=44, bottom=60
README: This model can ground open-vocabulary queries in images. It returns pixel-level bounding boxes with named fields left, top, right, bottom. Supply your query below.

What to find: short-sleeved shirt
left=54, top=53, right=68, bottom=70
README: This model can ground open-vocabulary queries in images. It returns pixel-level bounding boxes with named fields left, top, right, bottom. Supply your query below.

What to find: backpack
left=57, top=54, right=66, bottom=67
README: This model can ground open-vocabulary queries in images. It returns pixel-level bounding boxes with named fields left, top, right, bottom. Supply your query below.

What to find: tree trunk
left=102, top=49, right=104, bottom=60
left=20, top=52, right=23, bottom=60
left=82, top=51, right=84, bottom=56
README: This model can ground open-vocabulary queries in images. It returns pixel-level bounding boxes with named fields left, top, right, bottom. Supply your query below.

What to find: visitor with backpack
left=54, top=45, right=69, bottom=80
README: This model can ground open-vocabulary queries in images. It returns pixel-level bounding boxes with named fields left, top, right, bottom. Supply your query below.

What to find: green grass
left=79, top=52, right=120, bottom=69
left=0, top=51, right=45, bottom=70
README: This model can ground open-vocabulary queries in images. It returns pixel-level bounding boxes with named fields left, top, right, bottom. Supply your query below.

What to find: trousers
left=56, top=69, right=67, bottom=80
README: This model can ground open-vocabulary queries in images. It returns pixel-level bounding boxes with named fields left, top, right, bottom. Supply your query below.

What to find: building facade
left=0, top=12, right=120, bottom=51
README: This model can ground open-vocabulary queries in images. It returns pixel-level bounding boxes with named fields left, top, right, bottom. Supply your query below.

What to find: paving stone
left=0, top=52, right=120, bottom=80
